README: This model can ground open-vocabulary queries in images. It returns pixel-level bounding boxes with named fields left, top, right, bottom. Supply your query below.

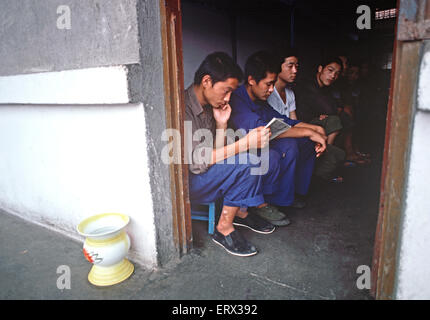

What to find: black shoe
left=290, top=194, right=307, bottom=209
left=212, top=229, right=258, bottom=257
left=290, top=199, right=306, bottom=209
left=233, top=214, right=275, bottom=234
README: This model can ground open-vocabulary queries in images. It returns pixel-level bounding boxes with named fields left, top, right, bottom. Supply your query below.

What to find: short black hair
left=272, top=45, right=299, bottom=68
left=245, top=50, right=281, bottom=84
left=194, top=52, right=243, bottom=85
left=319, top=56, right=344, bottom=73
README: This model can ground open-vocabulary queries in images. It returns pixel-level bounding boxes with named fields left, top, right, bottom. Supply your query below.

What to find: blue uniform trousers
left=264, top=137, right=316, bottom=206
left=189, top=152, right=280, bottom=210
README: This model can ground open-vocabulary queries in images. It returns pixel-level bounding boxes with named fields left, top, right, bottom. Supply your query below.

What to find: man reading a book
left=185, top=52, right=287, bottom=257
left=229, top=51, right=327, bottom=222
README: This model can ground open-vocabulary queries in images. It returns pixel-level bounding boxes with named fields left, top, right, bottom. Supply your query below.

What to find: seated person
left=295, top=56, right=345, bottom=145
left=229, top=50, right=327, bottom=222
left=339, top=61, right=371, bottom=164
left=269, top=48, right=344, bottom=183
left=295, top=56, right=348, bottom=169
left=185, top=52, right=285, bottom=257
left=267, top=48, right=299, bottom=120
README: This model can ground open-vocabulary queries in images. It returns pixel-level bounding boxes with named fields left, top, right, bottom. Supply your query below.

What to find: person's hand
left=246, top=126, right=271, bottom=149
left=213, top=103, right=231, bottom=126
left=309, top=131, right=327, bottom=156
left=319, top=114, right=328, bottom=120
left=315, top=143, right=325, bottom=158
left=310, top=124, right=327, bottom=138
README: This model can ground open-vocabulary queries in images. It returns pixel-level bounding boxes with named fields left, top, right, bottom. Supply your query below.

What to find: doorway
left=163, top=0, right=399, bottom=299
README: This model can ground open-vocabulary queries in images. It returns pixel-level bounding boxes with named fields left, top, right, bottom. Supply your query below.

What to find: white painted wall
left=395, top=51, right=430, bottom=299
left=0, top=68, right=158, bottom=269
left=0, top=66, right=129, bottom=104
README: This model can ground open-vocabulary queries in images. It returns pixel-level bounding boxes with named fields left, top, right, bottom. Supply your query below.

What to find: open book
left=264, top=117, right=291, bottom=140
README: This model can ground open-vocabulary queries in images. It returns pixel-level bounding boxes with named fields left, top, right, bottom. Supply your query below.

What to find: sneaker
left=290, top=199, right=306, bottom=209
left=212, top=229, right=257, bottom=257
left=290, top=195, right=307, bottom=209
left=249, top=205, right=286, bottom=221
left=268, top=217, right=291, bottom=226
left=233, top=214, right=275, bottom=234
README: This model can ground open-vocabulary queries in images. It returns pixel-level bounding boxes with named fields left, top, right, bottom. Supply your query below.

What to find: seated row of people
left=184, top=49, right=371, bottom=257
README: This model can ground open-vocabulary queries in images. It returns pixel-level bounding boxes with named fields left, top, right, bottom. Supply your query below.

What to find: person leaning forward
left=185, top=52, right=286, bottom=257
left=229, top=51, right=327, bottom=223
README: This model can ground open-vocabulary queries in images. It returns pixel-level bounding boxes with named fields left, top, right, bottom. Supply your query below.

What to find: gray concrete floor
left=0, top=127, right=384, bottom=300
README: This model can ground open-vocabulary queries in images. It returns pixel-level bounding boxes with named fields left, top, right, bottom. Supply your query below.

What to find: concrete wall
left=134, top=0, right=177, bottom=267
left=395, top=42, right=430, bottom=299
left=0, top=0, right=140, bottom=76
left=0, top=0, right=177, bottom=269
left=0, top=103, right=157, bottom=267
left=0, top=66, right=129, bottom=104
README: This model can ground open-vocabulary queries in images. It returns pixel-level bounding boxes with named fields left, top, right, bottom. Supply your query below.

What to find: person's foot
left=249, top=205, right=290, bottom=226
left=330, top=176, right=344, bottom=183
left=212, top=229, right=257, bottom=257
left=289, top=194, right=307, bottom=209
left=345, top=153, right=370, bottom=166
left=355, top=151, right=371, bottom=159
left=233, top=213, right=275, bottom=234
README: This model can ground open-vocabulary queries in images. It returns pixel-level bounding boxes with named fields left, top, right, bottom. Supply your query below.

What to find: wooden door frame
left=159, top=0, right=192, bottom=255
left=371, top=0, right=429, bottom=299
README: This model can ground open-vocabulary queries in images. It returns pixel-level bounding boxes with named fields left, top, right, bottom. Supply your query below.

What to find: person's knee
left=326, top=115, right=343, bottom=134
left=231, top=153, right=263, bottom=179
left=246, top=149, right=280, bottom=176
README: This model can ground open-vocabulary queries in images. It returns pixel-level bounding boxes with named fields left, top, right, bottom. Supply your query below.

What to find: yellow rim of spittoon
left=88, top=259, right=134, bottom=286
left=85, top=231, right=127, bottom=247
left=77, top=213, right=129, bottom=236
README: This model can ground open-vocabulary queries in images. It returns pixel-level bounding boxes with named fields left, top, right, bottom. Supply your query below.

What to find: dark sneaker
left=290, top=194, right=307, bottom=209
left=233, top=213, right=275, bottom=234
left=290, top=199, right=306, bottom=209
left=249, top=205, right=286, bottom=221
left=212, top=229, right=257, bottom=257
left=269, top=217, right=291, bottom=227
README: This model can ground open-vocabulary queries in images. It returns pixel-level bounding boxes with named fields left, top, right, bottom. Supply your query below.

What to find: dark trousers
left=189, top=152, right=280, bottom=211
left=264, top=137, right=316, bottom=206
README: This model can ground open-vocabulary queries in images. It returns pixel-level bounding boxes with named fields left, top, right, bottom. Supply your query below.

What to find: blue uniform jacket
left=229, top=85, right=301, bottom=132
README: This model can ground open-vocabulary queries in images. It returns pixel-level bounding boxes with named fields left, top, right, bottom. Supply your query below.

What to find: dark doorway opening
left=179, top=0, right=396, bottom=299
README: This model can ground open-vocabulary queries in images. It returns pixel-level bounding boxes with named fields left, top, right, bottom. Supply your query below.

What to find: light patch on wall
left=0, top=66, right=129, bottom=104
left=418, top=51, right=430, bottom=111
left=396, top=111, right=430, bottom=299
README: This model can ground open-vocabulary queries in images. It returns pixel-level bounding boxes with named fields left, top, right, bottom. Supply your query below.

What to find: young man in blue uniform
left=229, top=51, right=327, bottom=221
left=185, top=52, right=285, bottom=257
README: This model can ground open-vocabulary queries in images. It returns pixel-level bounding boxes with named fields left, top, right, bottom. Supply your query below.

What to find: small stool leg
left=208, top=202, right=215, bottom=235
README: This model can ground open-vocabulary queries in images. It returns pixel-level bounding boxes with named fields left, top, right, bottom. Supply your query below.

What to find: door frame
left=159, top=0, right=193, bottom=255
left=371, top=0, right=429, bottom=299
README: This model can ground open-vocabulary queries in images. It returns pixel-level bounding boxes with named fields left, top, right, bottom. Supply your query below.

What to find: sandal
left=330, top=176, right=344, bottom=183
